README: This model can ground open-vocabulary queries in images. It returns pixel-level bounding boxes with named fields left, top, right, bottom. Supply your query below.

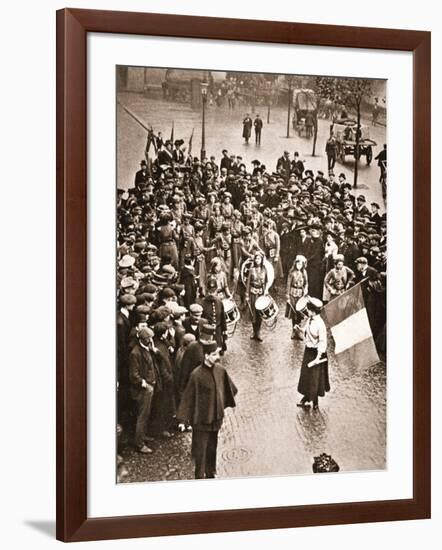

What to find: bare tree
left=335, top=78, right=373, bottom=188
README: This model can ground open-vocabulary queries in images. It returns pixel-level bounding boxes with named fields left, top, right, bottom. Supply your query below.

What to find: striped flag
left=323, top=282, right=379, bottom=369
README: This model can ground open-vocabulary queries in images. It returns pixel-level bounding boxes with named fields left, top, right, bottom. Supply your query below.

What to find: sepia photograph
left=115, top=66, right=387, bottom=483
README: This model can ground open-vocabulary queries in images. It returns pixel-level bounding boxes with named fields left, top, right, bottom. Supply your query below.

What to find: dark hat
left=199, top=323, right=216, bottom=346
left=138, top=327, right=154, bottom=340
left=356, top=256, right=369, bottom=264
left=144, top=283, right=158, bottom=294
left=189, top=303, right=203, bottom=315
left=206, top=276, right=218, bottom=292
left=153, top=321, right=169, bottom=338
left=162, top=287, right=177, bottom=299
left=120, top=294, right=137, bottom=306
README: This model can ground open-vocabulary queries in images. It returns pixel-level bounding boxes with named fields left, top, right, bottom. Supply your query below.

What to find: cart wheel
left=366, top=146, right=373, bottom=165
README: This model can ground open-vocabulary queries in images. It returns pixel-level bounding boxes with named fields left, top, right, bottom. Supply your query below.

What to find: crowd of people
left=116, top=133, right=387, bottom=473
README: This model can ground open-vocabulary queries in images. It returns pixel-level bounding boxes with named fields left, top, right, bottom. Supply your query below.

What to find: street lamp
left=286, top=77, right=293, bottom=138
left=200, top=81, right=209, bottom=161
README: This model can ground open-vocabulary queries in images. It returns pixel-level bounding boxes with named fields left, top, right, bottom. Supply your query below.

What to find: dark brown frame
left=56, top=8, right=431, bottom=542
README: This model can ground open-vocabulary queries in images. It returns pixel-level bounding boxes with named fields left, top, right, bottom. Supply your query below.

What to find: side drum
left=255, top=294, right=279, bottom=328
left=222, top=298, right=241, bottom=338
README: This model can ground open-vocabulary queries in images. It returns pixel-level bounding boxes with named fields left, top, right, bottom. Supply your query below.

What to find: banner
left=323, top=282, right=380, bottom=369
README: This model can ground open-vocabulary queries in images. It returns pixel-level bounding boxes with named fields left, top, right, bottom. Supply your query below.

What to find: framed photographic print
left=56, top=8, right=431, bottom=542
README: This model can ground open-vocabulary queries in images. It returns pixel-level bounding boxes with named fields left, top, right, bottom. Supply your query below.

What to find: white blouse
left=304, top=314, right=327, bottom=354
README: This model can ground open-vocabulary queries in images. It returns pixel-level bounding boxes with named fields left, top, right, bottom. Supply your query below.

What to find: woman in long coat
left=297, top=298, right=330, bottom=410
left=242, top=114, right=253, bottom=144
left=157, top=214, right=179, bottom=268
left=230, top=210, right=244, bottom=279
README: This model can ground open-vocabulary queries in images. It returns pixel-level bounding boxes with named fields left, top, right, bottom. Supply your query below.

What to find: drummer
left=237, top=227, right=262, bottom=308
left=246, top=252, right=268, bottom=342
left=296, top=297, right=330, bottom=410
left=285, top=255, right=309, bottom=340
left=206, top=257, right=232, bottom=300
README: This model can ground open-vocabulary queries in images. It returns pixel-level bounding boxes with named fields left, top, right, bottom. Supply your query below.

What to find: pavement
left=117, top=92, right=386, bottom=211
left=117, top=93, right=387, bottom=483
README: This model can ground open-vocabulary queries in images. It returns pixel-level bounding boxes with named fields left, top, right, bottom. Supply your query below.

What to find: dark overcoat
left=177, top=363, right=237, bottom=427
left=242, top=118, right=253, bottom=139
left=201, top=294, right=227, bottom=349
left=176, top=341, right=204, bottom=398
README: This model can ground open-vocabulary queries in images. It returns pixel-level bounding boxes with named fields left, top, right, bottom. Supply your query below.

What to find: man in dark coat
left=179, top=255, right=198, bottom=308
left=280, top=220, right=295, bottom=277
left=325, top=137, right=337, bottom=171
left=149, top=322, right=176, bottom=437
left=176, top=323, right=215, bottom=400
left=220, top=150, right=231, bottom=171
left=254, top=114, right=263, bottom=145
left=242, top=114, right=253, bottom=144
left=134, top=160, right=149, bottom=187
left=306, top=225, right=325, bottom=299
left=177, top=342, right=237, bottom=479
left=128, top=327, right=160, bottom=453
left=277, top=151, right=291, bottom=179
left=291, top=152, right=304, bottom=177
left=117, top=294, right=137, bottom=428
left=182, top=303, right=206, bottom=339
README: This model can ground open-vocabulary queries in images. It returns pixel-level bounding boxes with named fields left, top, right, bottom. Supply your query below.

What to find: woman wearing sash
left=263, top=219, right=282, bottom=280
left=323, top=254, right=355, bottom=303
left=285, top=255, right=309, bottom=339
left=246, top=252, right=268, bottom=342
left=296, top=297, right=330, bottom=410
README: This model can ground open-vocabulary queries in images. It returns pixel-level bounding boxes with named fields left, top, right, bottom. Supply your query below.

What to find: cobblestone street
left=120, top=290, right=386, bottom=483
left=118, top=93, right=387, bottom=483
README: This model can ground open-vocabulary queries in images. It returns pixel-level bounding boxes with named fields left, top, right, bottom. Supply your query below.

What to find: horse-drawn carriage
left=333, top=119, right=377, bottom=165
left=292, top=89, right=317, bottom=138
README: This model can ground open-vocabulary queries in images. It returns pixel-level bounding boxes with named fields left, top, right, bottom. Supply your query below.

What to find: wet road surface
left=120, top=285, right=386, bottom=483
left=117, top=93, right=386, bottom=209
left=117, top=94, right=386, bottom=482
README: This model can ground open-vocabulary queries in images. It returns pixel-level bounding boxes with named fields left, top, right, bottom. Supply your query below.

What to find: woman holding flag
left=296, top=296, right=330, bottom=410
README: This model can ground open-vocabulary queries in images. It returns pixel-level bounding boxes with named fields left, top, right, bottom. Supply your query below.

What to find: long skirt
left=297, top=347, right=330, bottom=402
left=159, top=242, right=179, bottom=268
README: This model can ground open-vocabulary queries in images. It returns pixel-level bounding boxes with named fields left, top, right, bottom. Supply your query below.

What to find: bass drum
left=240, top=257, right=275, bottom=293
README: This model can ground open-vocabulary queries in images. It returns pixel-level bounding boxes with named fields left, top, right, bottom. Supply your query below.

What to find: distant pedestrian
left=325, top=135, right=337, bottom=171
left=305, top=112, right=314, bottom=139
left=242, top=114, right=253, bottom=144
left=177, top=343, right=238, bottom=479
left=254, top=114, right=263, bottom=145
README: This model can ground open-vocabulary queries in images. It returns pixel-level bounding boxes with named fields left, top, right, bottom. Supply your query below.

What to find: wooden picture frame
left=56, top=8, right=431, bottom=542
